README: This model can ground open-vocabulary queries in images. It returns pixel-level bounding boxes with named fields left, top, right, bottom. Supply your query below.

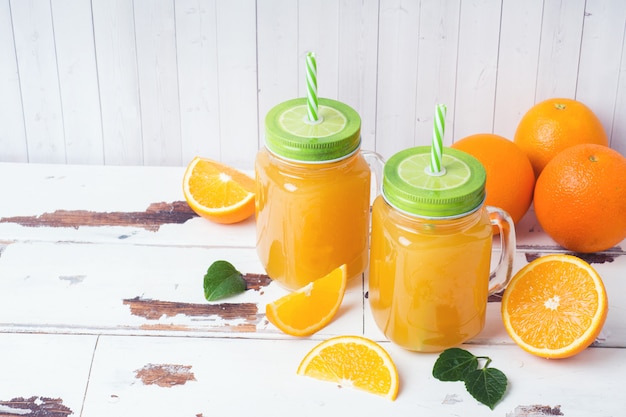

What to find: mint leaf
left=432, top=348, right=508, bottom=409
left=432, top=348, right=478, bottom=381
left=203, top=260, right=246, bottom=301
left=464, top=367, right=507, bottom=410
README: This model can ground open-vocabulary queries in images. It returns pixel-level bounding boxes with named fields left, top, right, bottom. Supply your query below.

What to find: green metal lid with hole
left=382, top=146, right=486, bottom=218
left=264, top=98, right=361, bottom=162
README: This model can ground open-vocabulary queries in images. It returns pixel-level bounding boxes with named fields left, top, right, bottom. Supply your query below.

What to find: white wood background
left=1, top=0, right=625, bottom=169
left=1, top=162, right=626, bottom=415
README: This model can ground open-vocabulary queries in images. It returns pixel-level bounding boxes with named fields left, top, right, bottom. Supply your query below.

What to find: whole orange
left=514, top=98, right=608, bottom=177
left=452, top=133, right=535, bottom=225
left=534, top=144, right=626, bottom=253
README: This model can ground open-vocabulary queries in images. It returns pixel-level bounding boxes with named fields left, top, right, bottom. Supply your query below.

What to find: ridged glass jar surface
left=255, top=149, right=371, bottom=290
left=368, top=146, right=515, bottom=352
left=369, top=197, right=493, bottom=352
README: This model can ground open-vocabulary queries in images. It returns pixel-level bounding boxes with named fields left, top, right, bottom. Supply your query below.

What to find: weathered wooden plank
left=493, top=0, right=543, bottom=140
left=91, top=0, right=144, bottom=165
left=0, top=0, right=28, bottom=162
left=256, top=0, right=298, bottom=146
left=133, top=0, right=182, bottom=166
left=82, top=335, right=626, bottom=416
left=576, top=0, right=626, bottom=141
left=0, top=243, right=259, bottom=333
left=612, top=32, right=626, bottom=155
left=1, top=233, right=624, bottom=346
left=0, top=163, right=258, bottom=246
left=10, top=0, right=66, bottom=163
left=0, top=163, right=187, bottom=217
left=51, top=0, right=104, bottom=164
left=453, top=0, right=501, bottom=140
left=0, top=240, right=365, bottom=338
left=414, top=0, right=461, bottom=147
left=0, top=201, right=196, bottom=231
left=174, top=0, right=221, bottom=164
left=214, top=0, right=258, bottom=169
left=375, top=0, right=421, bottom=157
left=338, top=0, right=379, bottom=151
left=534, top=0, right=585, bottom=100
left=0, top=333, right=96, bottom=416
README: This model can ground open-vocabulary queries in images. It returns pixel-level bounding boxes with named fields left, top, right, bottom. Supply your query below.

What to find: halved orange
left=182, top=156, right=255, bottom=224
left=297, top=335, right=399, bottom=400
left=265, top=264, right=347, bottom=336
left=501, top=254, right=608, bottom=359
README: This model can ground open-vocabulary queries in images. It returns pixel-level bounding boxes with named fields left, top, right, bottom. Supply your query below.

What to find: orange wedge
left=297, top=335, right=399, bottom=400
left=266, top=264, right=347, bottom=336
left=501, top=254, right=608, bottom=359
left=182, top=156, right=255, bottom=224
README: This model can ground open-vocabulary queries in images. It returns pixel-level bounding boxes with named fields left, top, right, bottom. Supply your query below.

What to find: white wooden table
left=1, top=162, right=625, bottom=417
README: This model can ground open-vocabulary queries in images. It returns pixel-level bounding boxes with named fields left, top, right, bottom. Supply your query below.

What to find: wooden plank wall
left=1, top=0, right=625, bottom=169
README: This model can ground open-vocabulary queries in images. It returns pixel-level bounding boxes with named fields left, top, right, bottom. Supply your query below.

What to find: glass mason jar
left=255, top=98, right=381, bottom=290
left=368, top=146, right=516, bottom=352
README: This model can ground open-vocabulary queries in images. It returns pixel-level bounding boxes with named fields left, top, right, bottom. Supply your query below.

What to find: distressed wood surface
left=82, top=336, right=626, bottom=417
left=0, top=333, right=96, bottom=416
left=0, top=162, right=625, bottom=416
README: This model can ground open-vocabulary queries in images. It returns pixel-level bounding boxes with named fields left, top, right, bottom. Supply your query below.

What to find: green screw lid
left=382, top=146, right=486, bottom=218
left=264, top=98, right=361, bottom=162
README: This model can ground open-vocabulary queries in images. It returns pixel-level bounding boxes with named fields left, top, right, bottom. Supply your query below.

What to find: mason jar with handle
left=368, top=146, right=516, bottom=352
left=255, top=97, right=383, bottom=291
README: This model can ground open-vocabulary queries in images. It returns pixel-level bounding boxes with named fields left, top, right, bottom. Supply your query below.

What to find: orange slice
left=182, top=156, right=255, bottom=224
left=297, top=335, right=399, bottom=400
left=265, top=264, right=347, bottom=336
left=501, top=254, right=608, bottom=359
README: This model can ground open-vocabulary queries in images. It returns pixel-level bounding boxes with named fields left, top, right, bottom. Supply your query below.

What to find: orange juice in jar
left=368, top=146, right=515, bottom=352
left=256, top=98, right=380, bottom=290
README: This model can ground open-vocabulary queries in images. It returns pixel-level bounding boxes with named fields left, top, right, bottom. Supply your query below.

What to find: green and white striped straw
left=430, top=104, right=447, bottom=174
left=306, top=52, right=318, bottom=122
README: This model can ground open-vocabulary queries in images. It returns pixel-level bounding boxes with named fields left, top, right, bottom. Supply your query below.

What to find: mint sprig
left=203, top=260, right=247, bottom=301
left=432, top=348, right=507, bottom=410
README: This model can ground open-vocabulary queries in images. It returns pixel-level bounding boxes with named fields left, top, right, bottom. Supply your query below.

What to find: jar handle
left=361, top=150, right=385, bottom=203
left=487, top=206, right=516, bottom=295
